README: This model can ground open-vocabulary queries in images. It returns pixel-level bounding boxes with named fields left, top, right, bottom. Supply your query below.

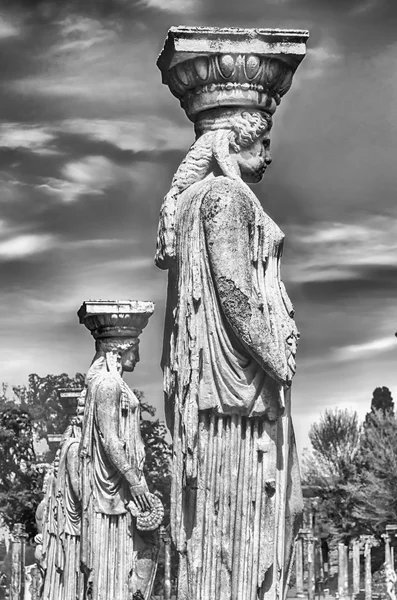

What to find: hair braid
left=155, top=109, right=272, bottom=269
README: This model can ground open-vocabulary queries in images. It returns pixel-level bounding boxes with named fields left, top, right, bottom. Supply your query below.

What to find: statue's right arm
left=95, top=377, right=148, bottom=494
left=202, top=179, right=289, bottom=385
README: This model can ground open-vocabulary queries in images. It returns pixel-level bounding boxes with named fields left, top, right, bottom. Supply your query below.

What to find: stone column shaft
left=338, top=543, right=348, bottom=600
left=364, top=539, right=372, bottom=600
left=352, top=538, right=360, bottom=597
left=295, top=536, right=305, bottom=598
left=307, top=536, right=315, bottom=600
left=9, top=524, right=26, bottom=600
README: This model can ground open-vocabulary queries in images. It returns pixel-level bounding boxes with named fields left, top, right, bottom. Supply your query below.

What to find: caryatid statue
left=78, top=301, right=163, bottom=600
left=37, top=388, right=86, bottom=600
left=155, top=26, right=309, bottom=600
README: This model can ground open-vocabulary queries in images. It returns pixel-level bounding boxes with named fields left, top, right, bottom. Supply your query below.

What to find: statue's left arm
left=202, top=178, right=290, bottom=385
left=65, top=442, right=80, bottom=500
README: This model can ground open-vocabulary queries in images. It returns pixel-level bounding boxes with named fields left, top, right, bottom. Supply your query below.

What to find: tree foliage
left=303, top=408, right=361, bottom=484
left=345, top=408, right=397, bottom=535
left=302, top=407, right=362, bottom=541
left=365, top=386, right=394, bottom=426
left=303, top=387, right=397, bottom=543
left=0, top=406, right=44, bottom=540
left=11, top=373, right=85, bottom=445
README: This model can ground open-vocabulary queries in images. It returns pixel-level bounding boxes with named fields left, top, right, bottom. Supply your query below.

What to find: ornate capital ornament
left=78, top=300, right=155, bottom=340
left=157, top=26, right=309, bottom=120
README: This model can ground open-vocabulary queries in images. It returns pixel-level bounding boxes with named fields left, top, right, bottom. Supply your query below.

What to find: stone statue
left=78, top=301, right=163, bottom=600
left=155, top=26, right=309, bottom=600
left=36, top=389, right=85, bottom=600
left=385, top=561, right=397, bottom=600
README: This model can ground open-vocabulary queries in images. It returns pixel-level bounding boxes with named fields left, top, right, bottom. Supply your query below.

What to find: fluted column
left=295, top=533, right=305, bottom=598
left=9, top=524, right=26, bottom=600
left=352, top=538, right=360, bottom=598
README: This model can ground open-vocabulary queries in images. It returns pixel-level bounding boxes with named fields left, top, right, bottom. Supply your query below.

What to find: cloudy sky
left=0, top=0, right=396, bottom=454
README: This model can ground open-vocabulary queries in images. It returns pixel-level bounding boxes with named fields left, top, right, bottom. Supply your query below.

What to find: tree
left=12, top=372, right=85, bottom=446
left=345, top=408, right=397, bottom=536
left=0, top=406, right=44, bottom=540
left=303, top=408, right=361, bottom=485
left=365, top=386, right=394, bottom=425
left=302, top=408, right=362, bottom=540
left=136, top=390, right=174, bottom=595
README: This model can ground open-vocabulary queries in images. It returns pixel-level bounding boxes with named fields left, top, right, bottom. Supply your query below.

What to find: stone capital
left=157, top=26, right=309, bottom=121
left=57, top=387, right=83, bottom=419
left=78, top=300, right=155, bottom=340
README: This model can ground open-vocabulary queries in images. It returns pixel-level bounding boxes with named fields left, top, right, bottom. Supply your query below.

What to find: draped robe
left=161, top=175, right=303, bottom=600
left=79, top=360, right=157, bottom=600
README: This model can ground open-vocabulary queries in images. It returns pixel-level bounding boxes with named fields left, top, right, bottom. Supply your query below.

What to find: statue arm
left=65, top=443, right=80, bottom=499
left=202, top=181, right=288, bottom=385
left=95, top=377, right=148, bottom=496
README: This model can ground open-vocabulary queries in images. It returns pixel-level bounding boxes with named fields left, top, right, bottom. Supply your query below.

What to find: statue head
left=95, top=336, right=140, bottom=374
left=195, top=107, right=272, bottom=183
left=155, top=107, right=272, bottom=268
left=78, top=301, right=154, bottom=375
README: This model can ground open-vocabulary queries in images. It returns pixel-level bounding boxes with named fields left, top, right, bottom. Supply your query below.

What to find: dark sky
left=0, top=0, right=396, bottom=453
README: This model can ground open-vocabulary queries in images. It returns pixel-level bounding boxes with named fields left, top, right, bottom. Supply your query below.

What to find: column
left=307, top=535, right=316, bottom=600
left=296, top=534, right=305, bottom=598
left=9, top=523, right=26, bottom=600
left=338, top=543, right=347, bottom=600
left=363, top=536, right=373, bottom=600
left=384, top=533, right=392, bottom=564
left=58, top=387, right=83, bottom=423
left=161, top=526, right=172, bottom=600
left=352, top=538, right=360, bottom=597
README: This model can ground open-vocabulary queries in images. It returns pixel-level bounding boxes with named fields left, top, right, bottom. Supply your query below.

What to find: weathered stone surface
left=36, top=390, right=84, bottom=600
left=36, top=301, right=162, bottom=600
left=157, top=26, right=309, bottom=120
left=78, top=300, right=162, bottom=600
left=155, top=25, right=308, bottom=600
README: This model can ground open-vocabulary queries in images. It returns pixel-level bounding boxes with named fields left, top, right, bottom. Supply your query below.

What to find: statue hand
left=127, top=492, right=152, bottom=515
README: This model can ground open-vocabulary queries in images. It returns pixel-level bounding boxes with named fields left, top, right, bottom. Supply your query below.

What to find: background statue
left=36, top=391, right=85, bottom=600
left=35, top=451, right=59, bottom=599
left=78, top=301, right=163, bottom=600
left=385, top=561, right=397, bottom=600
left=155, top=27, right=309, bottom=600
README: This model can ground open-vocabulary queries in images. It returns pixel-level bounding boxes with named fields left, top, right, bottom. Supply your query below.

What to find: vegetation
left=302, top=387, right=397, bottom=543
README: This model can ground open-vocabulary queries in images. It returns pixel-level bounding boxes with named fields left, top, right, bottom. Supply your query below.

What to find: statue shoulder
left=94, top=372, right=122, bottom=400
left=201, top=176, right=254, bottom=221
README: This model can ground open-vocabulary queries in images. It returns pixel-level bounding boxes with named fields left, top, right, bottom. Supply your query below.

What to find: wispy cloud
left=38, top=155, right=125, bottom=202
left=0, top=234, right=56, bottom=260
left=138, top=0, right=198, bottom=14
left=0, top=124, right=55, bottom=151
left=297, top=42, right=341, bottom=82
left=333, top=336, right=397, bottom=361
left=61, top=118, right=192, bottom=152
left=0, top=16, right=21, bottom=39
left=54, top=16, right=119, bottom=53
left=285, top=216, right=397, bottom=283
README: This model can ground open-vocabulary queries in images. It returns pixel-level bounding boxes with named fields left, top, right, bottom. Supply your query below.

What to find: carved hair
left=155, top=108, right=272, bottom=269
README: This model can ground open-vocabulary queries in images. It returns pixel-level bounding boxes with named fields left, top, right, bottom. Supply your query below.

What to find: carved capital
left=157, top=26, right=309, bottom=121
left=57, top=387, right=83, bottom=419
left=78, top=300, right=155, bottom=340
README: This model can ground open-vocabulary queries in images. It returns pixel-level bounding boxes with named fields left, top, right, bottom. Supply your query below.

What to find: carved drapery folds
left=36, top=301, right=162, bottom=600
left=156, top=26, right=308, bottom=600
